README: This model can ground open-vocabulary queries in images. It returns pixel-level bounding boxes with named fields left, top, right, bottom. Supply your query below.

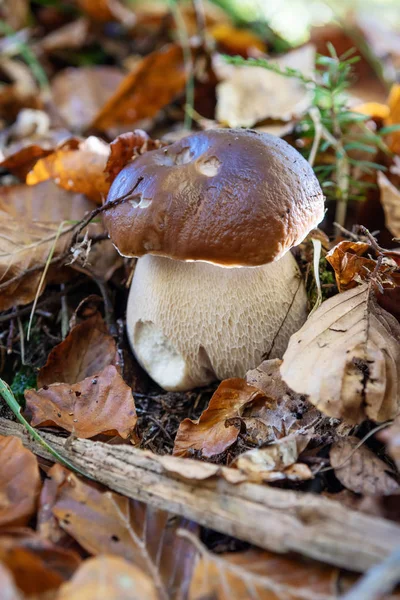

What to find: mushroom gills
left=127, top=254, right=308, bottom=391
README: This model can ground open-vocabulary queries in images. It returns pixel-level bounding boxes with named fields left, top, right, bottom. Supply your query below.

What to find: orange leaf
left=77, top=0, right=135, bottom=26
left=325, top=240, right=374, bottom=291
left=51, top=468, right=197, bottom=597
left=210, top=23, right=266, bottom=55
left=26, top=137, right=110, bottom=203
left=57, top=556, right=158, bottom=600
left=0, top=529, right=80, bottom=595
left=26, top=365, right=137, bottom=439
left=38, top=312, right=119, bottom=387
left=0, top=435, right=41, bottom=528
left=173, top=378, right=268, bottom=458
left=386, top=83, right=400, bottom=154
left=91, top=44, right=187, bottom=131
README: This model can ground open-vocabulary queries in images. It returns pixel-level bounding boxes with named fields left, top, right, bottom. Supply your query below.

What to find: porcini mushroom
left=104, top=129, right=324, bottom=391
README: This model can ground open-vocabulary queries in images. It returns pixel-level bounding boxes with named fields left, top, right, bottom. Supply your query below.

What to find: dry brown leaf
left=0, top=435, right=41, bottom=528
left=378, top=171, right=400, bottom=239
left=232, top=434, right=312, bottom=483
left=91, top=43, right=187, bottom=131
left=105, top=130, right=164, bottom=184
left=77, top=0, right=136, bottom=26
left=0, top=0, right=29, bottom=30
left=214, top=45, right=315, bottom=127
left=173, top=378, right=268, bottom=458
left=0, top=131, right=73, bottom=179
left=281, top=284, right=400, bottom=423
left=0, top=528, right=80, bottom=596
left=325, top=241, right=376, bottom=291
left=26, top=365, right=137, bottom=439
left=380, top=416, right=400, bottom=471
left=37, top=464, right=73, bottom=546
left=0, top=181, right=95, bottom=221
left=246, top=359, right=319, bottom=441
left=0, top=563, right=22, bottom=600
left=330, top=436, right=399, bottom=496
left=188, top=540, right=356, bottom=600
left=39, top=17, right=90, bottom=54
left=0, top=208, right=72, bottom=311
left=50, top=467, right=197, bottom=598
left=38, top=312, right=119, bottom=387
left=26, top=136, right=110, bottom=203
left=0, top=58, right=40, bottom=120
left=51, top=66, right=125, bottom=132
left=210, top=23, right=266, bottom=55
left=57, top=555, right=158, bottom=600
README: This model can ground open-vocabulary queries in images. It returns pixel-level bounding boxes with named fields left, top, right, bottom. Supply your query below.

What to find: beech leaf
left=188, top=539, right=356, bottom=600
left=90, top=44, right=187, bottom=131
left=173, top=378, right=269, bottom=458
left=51, top=467, right=197, bottom=599
left=26, top=365, right=137, bottom=439
left=0, top=435, right=41, bottom=528
left=380, top=416, right=400, bottom=471
left=330, top=436, right=399, bottom=496
left=280, top=284, right=400, bottom=423
left=37, top=312, right=119, bottom=387
left=57, top=555, right=158, bottom=600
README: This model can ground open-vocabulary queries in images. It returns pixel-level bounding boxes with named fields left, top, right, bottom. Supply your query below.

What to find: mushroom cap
left=104, top=129, right=324, bottom=266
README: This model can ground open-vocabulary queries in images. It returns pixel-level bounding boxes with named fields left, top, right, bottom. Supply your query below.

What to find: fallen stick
left=0, top=416, right=398, bottom=574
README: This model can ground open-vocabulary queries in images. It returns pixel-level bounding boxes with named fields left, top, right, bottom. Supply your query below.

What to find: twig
left=341, top=548, right=400, bottom=599
left=0, top=417, right=398, bottom=574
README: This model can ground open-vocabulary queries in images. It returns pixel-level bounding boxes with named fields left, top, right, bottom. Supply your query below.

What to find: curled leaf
left=173, top=378, right=268, bottom=458
left=105, top=130, right=164, bottom=184
left=26, top=365, right=137, bottom=439
left=0, top=435, right=41, bottom=528
left=330, top=436, right=399, bottom=496
left=38, top=312, right=119, bottom=387
left=325, top=241, right=375, bottom=292
left=281, top=284, right=400, bottom=423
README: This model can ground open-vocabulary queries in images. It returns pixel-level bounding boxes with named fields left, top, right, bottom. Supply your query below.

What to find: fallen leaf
left=210, top=23, right=266, bottom=55
left=77, top=0, right=136, bottom=26
left=37, top=464, right=73, bottom=546
left=0, top=0, right=29, bottom=30
left=38, top=312, right=119, bottom=387
left=0, top=528, right=80, bottom=595
left=380, top=416, right=400, bottom=471
left=378, top=171, right=400, bottom=239
left=0, top=181, right=95, bottom=221
left=0, top=57, right=40, bottom=120
left=26, top=365, right=137, bottom=439
left=51, top=66, right=125, bottom=132
left=50, top=468, right=197, bottom=598
left=246, top=359, right=317, bottom=441
left=39, top=17, right=90, bottom=54
left=26, top=136, right=110, bottom=203
left=325, top=241, right=376, bottom=291
left=105, top=130, right=164, bottom=184
left=280, top=283, right=400, bottom=423
left=188, top=541, right=355, bottom=600
left=386, top=83, right=400, bottom=154
left=214, top=45, right=315, bottom=127
left=232, top=434, right=312, bottom=483
left=0, top=131, right=74, bottom=179
left=91, top=43, right=187, bottom=130
left=0, top=435, right=41, bottom=528
left=0, top=563, right=22, bottom=600
left=330, top=436, right=399, bottom=495
left=0, top=208, right=72, bottom=311
left=57, top=555, right=158, bottom=600
left=173, top=378, right=268, bottom=458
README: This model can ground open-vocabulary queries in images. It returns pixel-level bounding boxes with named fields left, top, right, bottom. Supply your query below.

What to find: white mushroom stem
left=127, top=253, right=308, bottom=391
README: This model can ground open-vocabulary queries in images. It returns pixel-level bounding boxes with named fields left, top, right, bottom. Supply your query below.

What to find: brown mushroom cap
left=104, top=129, right=324, bottom=266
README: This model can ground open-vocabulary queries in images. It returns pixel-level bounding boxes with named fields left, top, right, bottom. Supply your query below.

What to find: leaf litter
left=0, top=3, right=400, bottom=598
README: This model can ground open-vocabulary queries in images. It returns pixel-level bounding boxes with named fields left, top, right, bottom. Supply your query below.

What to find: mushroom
left=104, top=129, right=324, bottom=391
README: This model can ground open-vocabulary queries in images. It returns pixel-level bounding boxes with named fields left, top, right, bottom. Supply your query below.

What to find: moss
left=10, top=367, right=37, bottom=408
